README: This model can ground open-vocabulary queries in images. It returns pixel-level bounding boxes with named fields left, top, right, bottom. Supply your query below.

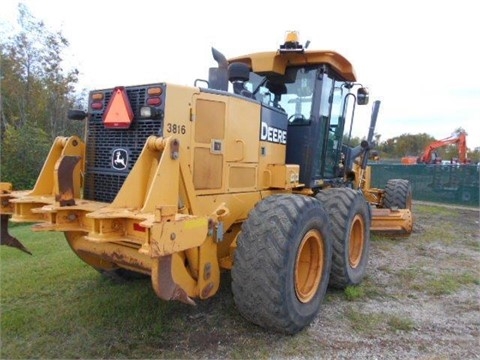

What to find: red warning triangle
left=103, top=87, right=134, bottom=129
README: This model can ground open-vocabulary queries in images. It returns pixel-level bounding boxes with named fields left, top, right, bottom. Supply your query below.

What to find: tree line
left=1, top=4, right=84, bottom=189
left=373, top=131, right=478, bottom=164
left=1, top=4, right=478, bottom=190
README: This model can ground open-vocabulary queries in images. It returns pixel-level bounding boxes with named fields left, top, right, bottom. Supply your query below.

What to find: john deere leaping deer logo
left=112, top=149, right=128, bottom=170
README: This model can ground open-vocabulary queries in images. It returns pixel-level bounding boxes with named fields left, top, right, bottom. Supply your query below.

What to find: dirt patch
left=158, top=203, right=480, bottom=359
left=308, top=204, right=480, bottom=359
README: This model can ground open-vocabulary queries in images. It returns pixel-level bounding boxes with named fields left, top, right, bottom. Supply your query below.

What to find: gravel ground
left=179, top=202, right=480, bottom=360
left=289, top=203, right=480, bottom=359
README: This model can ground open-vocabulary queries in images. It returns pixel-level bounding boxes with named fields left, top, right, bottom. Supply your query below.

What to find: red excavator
left=401, top=131, right=468, bottom=165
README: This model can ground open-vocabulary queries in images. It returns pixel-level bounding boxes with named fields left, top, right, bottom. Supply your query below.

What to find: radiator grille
left=84, top=84, right=165, bottom=202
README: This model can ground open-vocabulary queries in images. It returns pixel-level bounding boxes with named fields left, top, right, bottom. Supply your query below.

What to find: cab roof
left=228, top=50, right=357, bottom=82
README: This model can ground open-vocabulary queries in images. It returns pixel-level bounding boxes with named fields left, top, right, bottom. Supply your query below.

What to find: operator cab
left=237, top=32, right=370, bottom=188
left=207, top=31, right=371, bottom=189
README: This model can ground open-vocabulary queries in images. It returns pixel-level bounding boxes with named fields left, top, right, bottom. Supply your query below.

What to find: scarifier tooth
left=0, top=214, right=32, bottom=255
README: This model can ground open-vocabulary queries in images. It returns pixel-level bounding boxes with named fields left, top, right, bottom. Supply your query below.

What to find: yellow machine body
left=0, top=32, right=413, bottom=309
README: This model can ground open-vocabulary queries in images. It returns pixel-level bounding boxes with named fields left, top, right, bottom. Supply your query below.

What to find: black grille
left=84, top=84, right=165, bottom=202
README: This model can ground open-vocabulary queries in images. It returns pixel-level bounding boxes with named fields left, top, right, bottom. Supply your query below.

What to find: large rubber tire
left=383, top=179, right=412, bottom=210
left=64, top=231, right=147, bottom=281
left=315, top=188, right=371, bottom=289
left=231, top=194, right=332, bottom=334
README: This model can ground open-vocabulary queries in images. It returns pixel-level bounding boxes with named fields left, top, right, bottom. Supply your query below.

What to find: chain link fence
left=370, top=163, right=480, bottom=208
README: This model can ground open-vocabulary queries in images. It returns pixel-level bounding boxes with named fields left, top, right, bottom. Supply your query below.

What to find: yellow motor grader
left=0, top=31, right=412, bottom=334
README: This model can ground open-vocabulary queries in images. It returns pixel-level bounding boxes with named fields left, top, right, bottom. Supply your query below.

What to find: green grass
left=344, top=306, right=383, bottom=332
left=387, top=315, right=415, bottom=332
left=0, top=225, right=186, bottom=359
left=344, top=285, right=365, bottom=301
left=423, top=272, right=479, bottom=295
left=345, top=307, right=415, bottom=334
left=392, top=266, right=479, bottom=296
left=1, top=225, right=304, bottom=359
left=413, top=204, right=452, bottom=216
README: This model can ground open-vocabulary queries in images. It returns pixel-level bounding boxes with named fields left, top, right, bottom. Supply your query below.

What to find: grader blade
left=370, top=208, right=413, bottom=237
left=0, top=214, right=32, bottom=255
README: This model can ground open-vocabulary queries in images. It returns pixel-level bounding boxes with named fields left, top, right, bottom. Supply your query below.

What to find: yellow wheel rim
left=349, top=215, right=365, bottom=268
left=295, top=229, right=324, bottom=303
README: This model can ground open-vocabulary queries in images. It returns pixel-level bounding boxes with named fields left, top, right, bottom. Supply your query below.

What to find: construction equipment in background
left=419, top=131, right=468, bottom=164
left=0, top=31, right=413, bottom=334
left=401, top=131, right=468, bottom=165
left=401, top=156, right=421, bottom=165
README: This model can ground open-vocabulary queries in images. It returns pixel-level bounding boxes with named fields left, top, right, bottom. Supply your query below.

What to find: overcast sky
left=1, top=0, right=479, bottom=149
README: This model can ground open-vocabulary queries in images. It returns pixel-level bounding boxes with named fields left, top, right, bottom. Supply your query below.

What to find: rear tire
left=231, top=194, right=332, bottom=334
left=383, top=179, right=412, bottom=210
left=315, top=188, right=371, bottom=289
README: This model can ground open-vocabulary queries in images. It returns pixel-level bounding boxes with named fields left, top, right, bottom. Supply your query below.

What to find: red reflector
left=146, top=97, right=161, bottom=106
left=91, top=101, right=103, bottom=110
left=133, top=223, right=146, bottom=232
left=103, top=87, right=134, bottom=129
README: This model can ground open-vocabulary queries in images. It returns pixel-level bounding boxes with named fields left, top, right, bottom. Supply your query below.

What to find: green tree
left=377, top=128, right=478, bottom=164
left=0, top=3, right=84, bottom=189
left=1, top=3, right=83, bottom=138
left=379, top=133, right=435, bottom=159
left=343, top=134, right=362, bottom=147
left=0, top=124, right=51, bottom=189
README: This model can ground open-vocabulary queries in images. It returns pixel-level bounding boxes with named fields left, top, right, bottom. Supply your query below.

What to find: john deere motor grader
left=0, top=32, right=412, bottom=334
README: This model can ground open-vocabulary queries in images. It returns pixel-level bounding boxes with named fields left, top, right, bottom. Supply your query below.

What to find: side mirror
left=357, top=87, right=369, bottom=105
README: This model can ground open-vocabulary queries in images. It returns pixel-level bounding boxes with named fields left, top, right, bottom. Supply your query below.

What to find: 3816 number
left=166, top=123, right=186, bottom=134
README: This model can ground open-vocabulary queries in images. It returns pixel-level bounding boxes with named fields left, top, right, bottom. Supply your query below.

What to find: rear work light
left=102, top=87, right=134, bottom=129
left=140, top=106, right=163, bottom=119
left=139, top=86, right=164, bottom=120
